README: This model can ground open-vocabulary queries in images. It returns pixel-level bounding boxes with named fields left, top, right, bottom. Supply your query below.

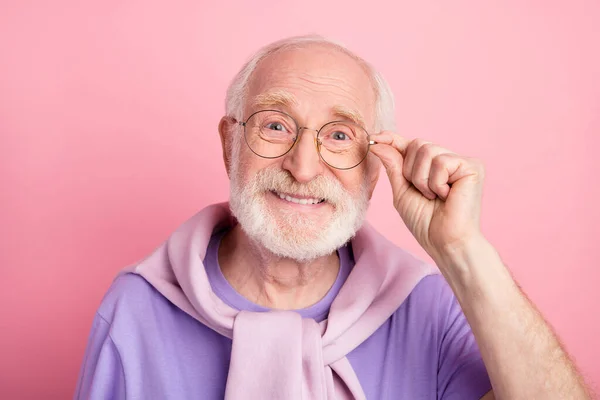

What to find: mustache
left=251, top=167, right=345, bottom=203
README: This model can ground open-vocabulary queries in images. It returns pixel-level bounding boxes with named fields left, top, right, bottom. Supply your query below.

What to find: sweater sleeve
left=74, top=313, right=126, bottom=400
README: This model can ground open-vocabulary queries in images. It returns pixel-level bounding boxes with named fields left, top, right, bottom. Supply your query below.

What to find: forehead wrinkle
left=251, top=69, right=375, bottom=127
left=294, top=74, right=373, bottom=117
left=262, top=67, right=365, bottom=97
left=296, top=74, right=365, bottom=99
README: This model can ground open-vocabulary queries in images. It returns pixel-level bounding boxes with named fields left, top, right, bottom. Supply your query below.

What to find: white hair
left=225, top=34, right=396, bottom=134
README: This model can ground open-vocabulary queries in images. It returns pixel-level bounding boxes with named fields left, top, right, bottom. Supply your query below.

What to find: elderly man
left=75, top=36, right=591, bottom=399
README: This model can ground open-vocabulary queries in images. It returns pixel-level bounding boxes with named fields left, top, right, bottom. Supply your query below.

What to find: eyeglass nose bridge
left=294, top=126, right=322, bottom=152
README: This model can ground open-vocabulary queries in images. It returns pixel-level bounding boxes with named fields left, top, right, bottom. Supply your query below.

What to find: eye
left=265, top=122, right=288, bottom=132
left=331, top=131, right=350, bottom=141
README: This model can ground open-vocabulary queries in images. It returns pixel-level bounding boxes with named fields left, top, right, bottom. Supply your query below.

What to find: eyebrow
left=331, top=105, right=366, bottom=128
left=251, top=90, right=299, bottom=110
left=250, top=90, right=366, bottom=128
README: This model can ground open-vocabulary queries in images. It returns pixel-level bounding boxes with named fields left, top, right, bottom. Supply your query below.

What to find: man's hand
left=369, top=131, right=486, bottom=264
left=370, top=131, right=593, bottom=399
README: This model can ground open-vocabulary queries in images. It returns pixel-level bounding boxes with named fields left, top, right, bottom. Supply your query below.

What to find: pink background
left=1, top=1, right=599, bottom=398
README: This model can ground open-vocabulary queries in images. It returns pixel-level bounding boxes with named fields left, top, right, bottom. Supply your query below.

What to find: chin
left=255, top=213, right=359, bottom=262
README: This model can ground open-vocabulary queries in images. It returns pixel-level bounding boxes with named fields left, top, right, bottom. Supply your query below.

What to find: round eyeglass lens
left=317, top=121, right=370, bottom=169
left=243, top=110, right=298, bottom=158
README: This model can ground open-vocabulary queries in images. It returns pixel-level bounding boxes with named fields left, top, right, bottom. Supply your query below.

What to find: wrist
left=432, top=233, right=489, bottom=270
left=432, top=234, right=514, bottom=296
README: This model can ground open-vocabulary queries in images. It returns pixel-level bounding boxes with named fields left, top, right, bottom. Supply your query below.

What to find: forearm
left=434, top=236, right=592, bottom=400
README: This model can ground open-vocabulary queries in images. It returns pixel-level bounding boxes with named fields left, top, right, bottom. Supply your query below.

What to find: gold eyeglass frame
left=234, top=109, right=376, bottom=170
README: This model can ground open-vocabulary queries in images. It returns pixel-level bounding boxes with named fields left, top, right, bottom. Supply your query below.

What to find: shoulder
left=96, top=273, right=167, bottom=324
left=408, top=273, right=454, bottom=305
left=394, top=273, right=459, bottom=330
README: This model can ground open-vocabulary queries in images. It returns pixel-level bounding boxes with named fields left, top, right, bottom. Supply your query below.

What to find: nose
left=281, top=127, right=324, bottom=183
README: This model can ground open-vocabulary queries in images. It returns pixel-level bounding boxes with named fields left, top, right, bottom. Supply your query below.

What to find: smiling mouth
left=271, top=191, right=325, bottom=205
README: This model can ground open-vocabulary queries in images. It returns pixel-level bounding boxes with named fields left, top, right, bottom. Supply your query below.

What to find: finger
left=368, top=141, right=411, bottom=197
left=370, top=131, right=411, bottom=155
left=411, top=144, right=453, bottom=200
left=403, top=139, right=430, bottom=183
left=447, top=156, right=485, bottom=186
left=429, top=154, right=455, bottom=201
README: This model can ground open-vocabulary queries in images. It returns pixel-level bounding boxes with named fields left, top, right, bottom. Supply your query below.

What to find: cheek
left=235, top=148, right=282, bottom=181
left=331, top=168, right=367, bottom=196
left=365, top=153, right=381, bottom=180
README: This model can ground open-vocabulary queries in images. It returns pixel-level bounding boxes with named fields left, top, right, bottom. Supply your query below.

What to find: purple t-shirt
left=75, top=230, right=492, bottom=399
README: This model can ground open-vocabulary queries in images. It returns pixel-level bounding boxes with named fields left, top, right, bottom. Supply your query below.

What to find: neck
left=218, top=224, right=340, bottom=310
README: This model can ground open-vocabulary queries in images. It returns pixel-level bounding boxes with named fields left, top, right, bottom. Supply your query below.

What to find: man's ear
left=218, top=116, right=236, bottom=178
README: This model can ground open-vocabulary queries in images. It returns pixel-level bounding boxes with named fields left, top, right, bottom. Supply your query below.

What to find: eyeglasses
left=235, top=110, right=375, bottom=170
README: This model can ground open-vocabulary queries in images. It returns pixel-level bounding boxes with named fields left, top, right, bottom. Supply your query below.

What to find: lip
left=274, top=191, right=321, bottom=201
left=268, top=191, right=327, bottom=208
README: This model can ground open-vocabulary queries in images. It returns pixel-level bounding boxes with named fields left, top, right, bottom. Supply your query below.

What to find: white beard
left=229, top=164, right=370, bottom=262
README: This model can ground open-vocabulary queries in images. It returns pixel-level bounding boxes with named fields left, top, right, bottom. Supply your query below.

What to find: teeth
left=275, top=192, right=323, bottom=205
